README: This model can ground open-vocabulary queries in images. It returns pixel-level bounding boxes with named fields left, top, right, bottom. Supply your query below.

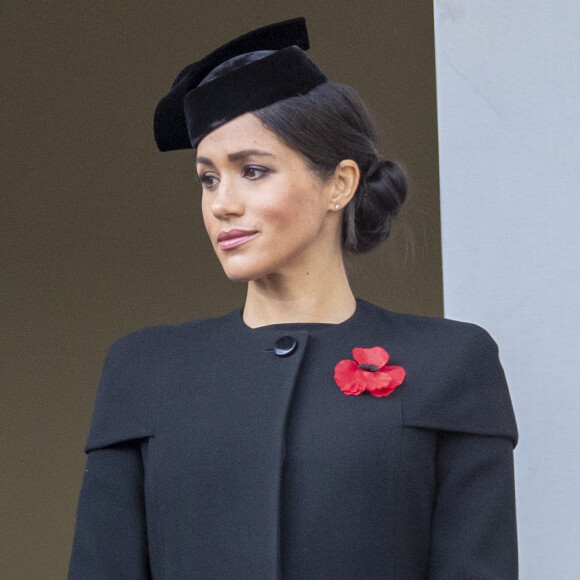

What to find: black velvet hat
left=154, top=17, right=327, bottom=151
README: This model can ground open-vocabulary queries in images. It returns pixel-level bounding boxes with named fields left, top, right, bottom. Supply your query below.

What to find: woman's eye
left=197, top=173, right=219, bottom=189
left=242, top=165, right=270, bottom=180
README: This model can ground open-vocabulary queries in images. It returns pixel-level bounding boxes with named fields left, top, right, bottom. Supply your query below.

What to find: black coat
left=69, top=299, right=518, bottom=579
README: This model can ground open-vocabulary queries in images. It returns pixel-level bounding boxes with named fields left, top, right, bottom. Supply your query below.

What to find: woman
left=69, top=18, right=518, bottom=579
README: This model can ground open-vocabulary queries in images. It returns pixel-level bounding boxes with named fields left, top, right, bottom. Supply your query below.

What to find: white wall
left=434, top=1, right=580, bottom=578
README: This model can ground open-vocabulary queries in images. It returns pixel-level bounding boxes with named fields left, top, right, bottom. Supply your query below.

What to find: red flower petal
left=369, top=384, right=399, bottom=397
left=334, top=360, right=365, bottom=395
left=365, top=366, right=406, bottom=397
left=352, top=346, right=390, bottom=367
left=384, top=365, right=406, bottom=387
left=354, top=368, right=393, bottom=392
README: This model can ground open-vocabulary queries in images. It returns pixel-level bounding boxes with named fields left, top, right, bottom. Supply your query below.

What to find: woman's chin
left=224, top=272, right=254, bottom=283
left=221, top=263, right=283, bottom=284
left=220, top=264, right=262, bottom=283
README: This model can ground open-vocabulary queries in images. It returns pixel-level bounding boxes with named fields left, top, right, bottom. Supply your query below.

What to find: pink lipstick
left=217, top=229, right=258, bottom=250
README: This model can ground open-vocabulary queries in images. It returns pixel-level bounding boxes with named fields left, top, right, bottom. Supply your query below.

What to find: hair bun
left=364, top=158, right=383, bottom=182
left=344, top=158, right=407, bottom=253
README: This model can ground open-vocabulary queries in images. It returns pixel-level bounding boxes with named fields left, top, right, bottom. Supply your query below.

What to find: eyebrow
left=196, top=149, right=274, bottom=166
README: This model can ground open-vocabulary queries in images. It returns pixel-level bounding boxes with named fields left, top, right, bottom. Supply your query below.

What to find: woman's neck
left=242, top=260, right=356, bottom=328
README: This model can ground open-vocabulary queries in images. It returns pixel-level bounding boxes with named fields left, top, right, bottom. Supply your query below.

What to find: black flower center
left=358, top=363, right=380, bottom=372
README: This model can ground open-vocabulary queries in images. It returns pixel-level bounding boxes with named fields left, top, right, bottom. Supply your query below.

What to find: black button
left=274, top=336, right=297, bottom=357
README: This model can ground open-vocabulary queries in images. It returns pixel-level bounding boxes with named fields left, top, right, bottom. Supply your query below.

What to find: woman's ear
left=329, top=160, right=360, bottom=211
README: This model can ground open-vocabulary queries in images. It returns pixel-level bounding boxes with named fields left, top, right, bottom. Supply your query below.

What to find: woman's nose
left=210, top=180, right=244, bottom=219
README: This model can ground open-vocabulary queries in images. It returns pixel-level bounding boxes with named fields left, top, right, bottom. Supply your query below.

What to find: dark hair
left=253, top=82, right=407, bottom=253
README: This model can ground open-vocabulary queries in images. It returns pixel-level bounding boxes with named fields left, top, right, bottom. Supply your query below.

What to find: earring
left=334, top=204, right=340, bottom=209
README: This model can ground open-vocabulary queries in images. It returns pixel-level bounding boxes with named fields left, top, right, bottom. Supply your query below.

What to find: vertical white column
left=434, top=2, right=580, bottom=578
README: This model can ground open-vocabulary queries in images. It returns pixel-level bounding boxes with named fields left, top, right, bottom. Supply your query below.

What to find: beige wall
left=1, top=1, right=441, bottom=577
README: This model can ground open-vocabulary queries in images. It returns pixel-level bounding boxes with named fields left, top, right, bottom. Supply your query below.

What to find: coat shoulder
left=359, top=299, right=494, bottom=344
left=358, top=302, right=518, bottom=445
left=84, top=310, right=240, bottom=451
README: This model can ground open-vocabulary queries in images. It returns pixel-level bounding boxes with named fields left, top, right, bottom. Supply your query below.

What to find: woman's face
left=196, top=113, right=340, bottom=283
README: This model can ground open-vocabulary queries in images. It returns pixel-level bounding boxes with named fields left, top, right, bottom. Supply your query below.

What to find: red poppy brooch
left=334, top=346, right=406, bottom=397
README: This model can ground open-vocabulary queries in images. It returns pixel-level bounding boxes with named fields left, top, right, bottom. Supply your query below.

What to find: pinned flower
left=334, top=346, right=406, bottom=397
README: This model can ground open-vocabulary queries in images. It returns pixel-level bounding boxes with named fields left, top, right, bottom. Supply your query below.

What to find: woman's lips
left=217, top=229, right=259, bottom=250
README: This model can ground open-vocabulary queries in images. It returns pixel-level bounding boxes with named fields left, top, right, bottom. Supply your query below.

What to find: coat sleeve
left=427, top=431, right=517, bottom=579
left=69, top=332, right=158, bottom=579
left=68, top=442, right=152, bottom=579
left=402, top=322, right=518, bottom=579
